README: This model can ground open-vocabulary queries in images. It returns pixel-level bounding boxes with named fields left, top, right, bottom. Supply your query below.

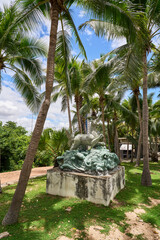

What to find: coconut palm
left=2, top=0, right=87, bottom=226
left=82, top=55, right=119, bottom=145
left=0, top=3, right=46, bottom=113
left=69, top=59, right=85, bottom=133
left=82, top=0, right=160, bottom=186
left=148, top=99, right=160, bottom=161
left=48, top=28, right=73, bottom=133
left=115, top=45, right=143, bottom=166
left=125, top=0, right=160, bottom=186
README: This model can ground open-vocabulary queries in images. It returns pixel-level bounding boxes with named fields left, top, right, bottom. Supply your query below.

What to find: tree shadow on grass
left=117, top=162, right=160, bottom=204
left=1, top=193, right=126, bottom=240
left=0, top=163, right=159, bottom=240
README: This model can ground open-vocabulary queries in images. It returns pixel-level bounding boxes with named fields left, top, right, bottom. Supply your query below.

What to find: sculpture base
left=46, top=166, right=125, bottom=206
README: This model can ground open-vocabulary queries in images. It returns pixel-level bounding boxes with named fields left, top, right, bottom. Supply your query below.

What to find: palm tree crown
left=0, top=2, right=47, bottom=113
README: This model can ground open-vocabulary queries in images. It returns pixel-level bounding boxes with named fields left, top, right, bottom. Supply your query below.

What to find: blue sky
left=0, top=1, right=159, bottom=132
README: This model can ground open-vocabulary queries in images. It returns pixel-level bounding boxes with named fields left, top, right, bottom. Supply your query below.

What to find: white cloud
left=0, top=83, right=71, bottom=133
left=71, top=50, right=77, bottom=56
left=0, top=0, right=11, bottom=8
left=78, top=10, right=86, bottom=18
left=85, top=28, right=93, bottom=36
left=111, top=37, right=127, bottom=49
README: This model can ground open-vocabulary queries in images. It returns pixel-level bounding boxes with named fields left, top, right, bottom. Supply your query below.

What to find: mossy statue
left=56, top=132, right=120, bottom=175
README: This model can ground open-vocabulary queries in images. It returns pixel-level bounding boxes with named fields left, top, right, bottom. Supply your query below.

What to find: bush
left=0, top=121, right=30, bottom=171
left=35, top=150, right=54, bottom=167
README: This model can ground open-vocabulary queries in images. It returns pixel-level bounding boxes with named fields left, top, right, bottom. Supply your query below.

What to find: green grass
left=0, top=162, right=160, bottom=240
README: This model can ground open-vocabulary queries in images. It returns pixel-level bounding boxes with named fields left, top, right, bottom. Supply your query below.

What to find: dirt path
left=0, top=166, right=53, bottom=187
left=57, top=198, right=160, bottom=240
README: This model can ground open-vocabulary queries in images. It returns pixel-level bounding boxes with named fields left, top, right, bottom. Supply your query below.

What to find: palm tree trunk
left=131, top=129, right=134, bottom=163
left=114, top=110, right=120, bottom=161
left=141, top=50, right=152, bottom=186
left=100, top=95, right=106, bottom=145
left=107, top=119, right=111, bottom=151
left=82, top=117, right=87, bottom=134
left=79, top=95, right=86, bottom=134
left=75, top=95, right=82, bottom=133
left=2, top=1, right=60, bottom=226
left=67, top=95, right=72, bottom=133
left=0, top=149, right=1, bottom=172
left=127, top=126, right=129, bottom=159
left=155, top=136, right=158, bottom=152
left=134, top=90, right=142, bottom=166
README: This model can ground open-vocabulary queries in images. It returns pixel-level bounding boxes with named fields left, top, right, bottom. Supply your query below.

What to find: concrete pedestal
left=46, top=166, right=125, bottom=206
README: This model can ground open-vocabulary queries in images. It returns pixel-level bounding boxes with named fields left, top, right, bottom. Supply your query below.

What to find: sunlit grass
left=0, top=162, right=159, bottom=239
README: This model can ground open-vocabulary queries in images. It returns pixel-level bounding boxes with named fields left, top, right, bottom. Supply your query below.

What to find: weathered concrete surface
left=46, top=166, right=125, bottom=206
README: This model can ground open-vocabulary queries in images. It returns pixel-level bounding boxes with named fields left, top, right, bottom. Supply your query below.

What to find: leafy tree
left=0, top=122, right=30, bottom=171
left=35, top=128, right=69, bottom=167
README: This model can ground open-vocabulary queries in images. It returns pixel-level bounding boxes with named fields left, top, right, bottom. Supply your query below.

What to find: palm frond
left=77, top=0, right=139, bottom=43
left=61, top=94, right=68, bottom=112
left=79, top=19, right=127, bottom=40
left=10, top=56, right=45, bottom=87
left=62, top=9, right=87, bottom=59
left=13, top=67, right=42, bottom=113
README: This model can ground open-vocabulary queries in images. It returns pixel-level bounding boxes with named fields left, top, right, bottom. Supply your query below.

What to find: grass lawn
left=0, top=162, right=160, bottom=240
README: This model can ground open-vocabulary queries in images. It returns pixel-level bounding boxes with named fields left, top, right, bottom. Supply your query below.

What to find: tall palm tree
left=70, top=59, right=84, bottom=133
left=133, top=0, right=160, bottom=186
left=2, top=0, right=86, bottom=226
left=47, top=28, right=73, bottom=133
left=81, top=0, right=160, bottom=186
left=52, top=66, right=73, bottom=133
left=115, top=45, right=143, bottom=166
left=0, top=3, right=46, bottom=113
left=122, top=97, right=138, bottom=160
left=82, top=55, right=118, bottom=145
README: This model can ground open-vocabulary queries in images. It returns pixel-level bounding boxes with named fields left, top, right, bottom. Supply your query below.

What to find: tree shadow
left=0, top=162, right=159, bottom=240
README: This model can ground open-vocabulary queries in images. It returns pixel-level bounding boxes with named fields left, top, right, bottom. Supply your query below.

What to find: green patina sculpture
left=57, top=144, right=120, bottom=175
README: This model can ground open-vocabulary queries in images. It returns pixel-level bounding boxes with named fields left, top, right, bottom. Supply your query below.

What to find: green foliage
left=0, top=122, right=70, bottom=171
left=35, top=128, right=69, bottom=167
left=0, top=2, right=46, bottom=112
left=0, top=121, right=30, bottom=171
left=35, top=150, right=53, bottom=167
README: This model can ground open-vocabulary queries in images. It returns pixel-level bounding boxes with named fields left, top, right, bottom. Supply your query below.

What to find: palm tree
left=82, top=0, right=160, bottom=186
left=49, top=28, right=73, bottom=133
left=121, top=97, right=138, bottom=160
left=70, top=59, right=84, bottom=133
left=134, top=0, right=160, bottom=186
left=82, top=55, right=119, bottom=145
left=52, top=66, right=73, bottom=133
left=148, top=98, right=160, bottom=161
left=114, top=45, right=143, bottom=166
left=2, top=0, right=87, bottom=226
left=51, top=22, right=88, bottom=134
left=0, top=3, right=46, bottom=113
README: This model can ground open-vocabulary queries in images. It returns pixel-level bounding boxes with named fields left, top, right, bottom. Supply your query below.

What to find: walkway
left=0, top=166, right=53, bottom=187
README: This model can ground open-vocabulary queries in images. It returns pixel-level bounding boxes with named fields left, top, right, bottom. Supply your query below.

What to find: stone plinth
left=46, top=166, right=125, bottom=206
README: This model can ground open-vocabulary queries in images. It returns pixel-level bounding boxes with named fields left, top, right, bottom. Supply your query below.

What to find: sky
left=0, top=0, right=160, bottom=133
